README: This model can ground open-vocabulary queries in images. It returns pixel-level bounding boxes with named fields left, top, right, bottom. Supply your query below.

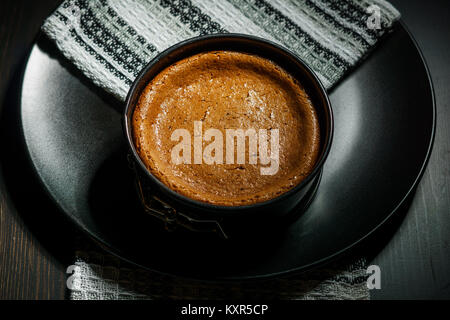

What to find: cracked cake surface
left=132, top=51, right=320, bottom=206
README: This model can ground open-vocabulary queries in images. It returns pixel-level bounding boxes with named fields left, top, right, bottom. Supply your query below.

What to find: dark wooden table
left=0, top=0, right=449, bottom=299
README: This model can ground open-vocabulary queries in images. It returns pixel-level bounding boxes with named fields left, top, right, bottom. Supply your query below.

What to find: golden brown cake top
left=132, top=51, right=320, bottom=206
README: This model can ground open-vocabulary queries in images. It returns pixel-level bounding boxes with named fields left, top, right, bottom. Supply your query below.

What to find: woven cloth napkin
left=70, top=241, right=370, bottom=300
left=42, top=0, right=400, bottom=300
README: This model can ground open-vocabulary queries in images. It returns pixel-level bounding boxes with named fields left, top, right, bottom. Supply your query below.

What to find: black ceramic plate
left=19, top=23, right=435, bottom=280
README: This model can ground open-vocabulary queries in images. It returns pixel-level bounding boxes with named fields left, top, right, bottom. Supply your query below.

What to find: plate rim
left=18, top=20, right=436, bottom=281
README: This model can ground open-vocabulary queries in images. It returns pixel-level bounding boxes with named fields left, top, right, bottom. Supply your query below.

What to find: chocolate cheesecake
left=132, top=51, right=320, bottom=206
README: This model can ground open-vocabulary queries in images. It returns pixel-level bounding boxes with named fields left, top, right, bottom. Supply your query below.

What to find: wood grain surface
left=0, top=0, right=449, bottom=299
left=0, top=0, right=66, bottom=300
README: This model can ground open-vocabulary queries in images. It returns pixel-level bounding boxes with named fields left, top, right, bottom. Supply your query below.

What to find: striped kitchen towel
left=42, top=0, right=400, bottom=101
